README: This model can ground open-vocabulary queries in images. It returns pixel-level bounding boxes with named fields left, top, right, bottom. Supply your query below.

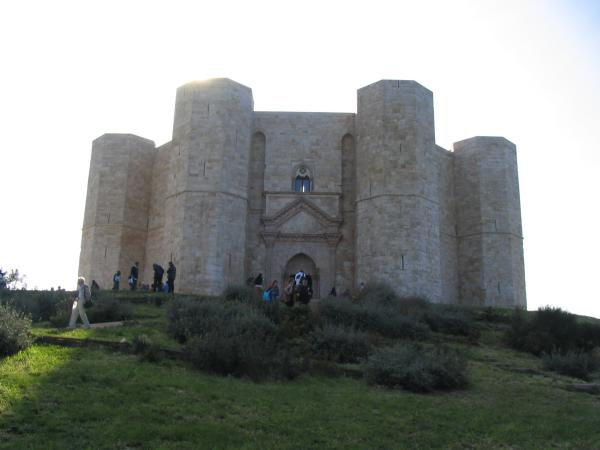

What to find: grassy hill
left=1, top=290, right=600, bottom=449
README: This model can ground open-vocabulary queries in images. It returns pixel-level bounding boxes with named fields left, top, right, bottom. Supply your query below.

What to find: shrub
left=133, top=334, right=162, bottom=362
left=319, top=296, right=430, bottom=340
left=310, top=324, right=370, bottom=363
left=357, top=283, right=398, bottom=305
left=167, top=297, right=229, bottom=343
left=506, top=306, right=600, bottom=355
left=542, top=350, right=600, bottom=380
left=477, top=307, right=511, bottom=324
left=365, top=343, right=469, bottom=392
left=279, top=306, right=315, bottom=339
left=48, top=297, right=73, bottom=327
left=185, top=308, right=286, bottom=380
left=223, top=285, right=261, bottom=306
left=424, top=306, right=480, bottom=340
left=87, top=298, right=133, bottom=323
left=0, top=290, right=72, bottom=322
left=0, top=304, right=33, bottom=358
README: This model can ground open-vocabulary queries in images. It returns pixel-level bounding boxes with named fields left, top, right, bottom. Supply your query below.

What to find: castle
left=79, top=78, right=526, bottom=307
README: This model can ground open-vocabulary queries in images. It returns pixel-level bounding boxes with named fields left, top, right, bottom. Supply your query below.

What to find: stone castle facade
left=79, top=78, right=526, bottom=306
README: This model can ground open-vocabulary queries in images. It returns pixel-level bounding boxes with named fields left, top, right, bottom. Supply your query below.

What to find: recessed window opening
left=294, top=166, right=312, bottom=193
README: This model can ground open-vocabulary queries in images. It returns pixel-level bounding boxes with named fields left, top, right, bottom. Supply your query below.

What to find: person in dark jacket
left=297, top=279, right=310, bottom=305
left=152, top=264, right=165, bottom=292
left=129, top=262, right=139, bottom=291
left=112, top=271, right=121, bottom=291
left=167, top=261, right=176, bottom=293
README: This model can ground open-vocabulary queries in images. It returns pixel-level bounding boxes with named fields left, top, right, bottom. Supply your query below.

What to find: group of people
left=254, top=269, right=314, bottom=307
left=111, top=261, right=177, bottom=293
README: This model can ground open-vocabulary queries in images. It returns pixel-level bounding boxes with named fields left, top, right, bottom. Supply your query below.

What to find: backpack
left=262, top=290, right=271, bottom=301
left=83, top=285, right=93, bottom=308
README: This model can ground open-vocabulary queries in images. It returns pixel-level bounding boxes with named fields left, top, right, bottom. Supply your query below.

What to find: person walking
left=69, top=277, right=91, bottom=329
left=129, top=262, right=139, bottom=291
left=152, top=264, right=165, bottom=292
left=167, top=261, right=176, bottom=293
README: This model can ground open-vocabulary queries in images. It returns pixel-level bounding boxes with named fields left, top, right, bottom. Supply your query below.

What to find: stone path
left=88, top=321, right=123, bottom=329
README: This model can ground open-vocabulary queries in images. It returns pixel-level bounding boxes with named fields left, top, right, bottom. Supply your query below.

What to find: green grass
left=1, top=340, right=600, bottom=449
left=2, top=297, right=600, bottom=448
left=31, top=302, right=181, bottom=350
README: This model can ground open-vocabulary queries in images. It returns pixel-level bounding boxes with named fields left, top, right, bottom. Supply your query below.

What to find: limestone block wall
left=255, top=112, right=354, bottom=194
left=78, top=134, right=155, bottom=287
left=248, top=112, right=355, bottom=291
left=142, top=141, right=173, bottom=284
left=434, top=146, right=459, bottom=303
left=169, top=78, right=254, bottom=294
left=454, top=137, right=526, bottom=307
left=338, top=133, right=356, bottom=293
left=245, top=132, right=267, bottom=281
left=356, top=80, right=442, bottom=302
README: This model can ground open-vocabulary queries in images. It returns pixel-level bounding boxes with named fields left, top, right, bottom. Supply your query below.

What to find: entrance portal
left=283, top=253, right=319, bottom=299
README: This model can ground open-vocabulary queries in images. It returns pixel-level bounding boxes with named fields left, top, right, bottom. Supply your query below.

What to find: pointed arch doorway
left=283, top=253, right=319, bottom=299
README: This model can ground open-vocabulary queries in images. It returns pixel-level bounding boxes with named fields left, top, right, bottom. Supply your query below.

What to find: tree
left=0, top=268, right=27, bottom=290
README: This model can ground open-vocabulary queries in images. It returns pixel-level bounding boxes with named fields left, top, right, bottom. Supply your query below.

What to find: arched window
left=294, top=166, right=312, bottom=193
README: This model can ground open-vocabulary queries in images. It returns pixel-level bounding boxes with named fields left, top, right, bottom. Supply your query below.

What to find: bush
left=477, top=307, right=511, bottom=324
left=424, top=306, right=480, bottom=340
left=133, top=334, right=162, bottom=362
left=185, top=308, right=289, bottom=380
left=356, top=283, right=398, bottom=305
left=319, top=296, right=430, bottom=340
left=310, top=324, right=370, bottom=363
left=167, top=297, right=229, bottom=343
left=48, top=297, right=73, bottom=327
left=0, top=304, right=33, bottom=358
left=542, top=350, right=600, bottom=380
left=365, top=343, right=469, bottom=392
left=223, top=285, right=261, bottom=306
left=0, top=290, right=72, bottom=322
left=87, top=298, right=133, bottom=323
left=506, top=306, right=600, bottom=355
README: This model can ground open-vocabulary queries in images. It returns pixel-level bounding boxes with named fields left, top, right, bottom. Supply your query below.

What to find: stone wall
left=454, top=137, right=526, bottom=307
left=169, top=79, right=254, bottom=294
left=78, top=134, right=155, bottom=288
left=355, top=80, right=442, bottom=302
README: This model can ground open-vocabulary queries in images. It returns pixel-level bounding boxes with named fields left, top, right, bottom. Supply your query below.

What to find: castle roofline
left=254, top=111, right=355, bottom=116
left=92, top=133, right=155, bottom=146
left=453, top=136, right=515, bottom=148
left=357, top=79, right=433, bottom=94
left=176, top=77, right=252, bottom=93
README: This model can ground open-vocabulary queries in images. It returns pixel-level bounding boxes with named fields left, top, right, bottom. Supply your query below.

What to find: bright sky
left=1, top=0, right=599, bottom=317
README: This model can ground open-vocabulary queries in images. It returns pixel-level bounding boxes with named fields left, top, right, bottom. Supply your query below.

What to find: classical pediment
left=262, top=197, right=342, bottom=236
left=279, top=210, right=325, bottom=234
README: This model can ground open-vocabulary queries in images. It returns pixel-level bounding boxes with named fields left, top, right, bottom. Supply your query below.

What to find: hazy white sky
left=1, top=0, right=599, bottom=317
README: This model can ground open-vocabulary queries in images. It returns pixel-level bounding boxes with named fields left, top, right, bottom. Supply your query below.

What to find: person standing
left=112, top=270, right=121, bottom=291
left=152, top=264, right=165, bottom=292
left=294, top=269, right=305, bottom=286
left=167, top=261, right=176, bottom=293
left=129, top=262, right=139, bottom=291
left=268, top=280, right=280, bottom=301
left=69, top=277, right=91, bottom=329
